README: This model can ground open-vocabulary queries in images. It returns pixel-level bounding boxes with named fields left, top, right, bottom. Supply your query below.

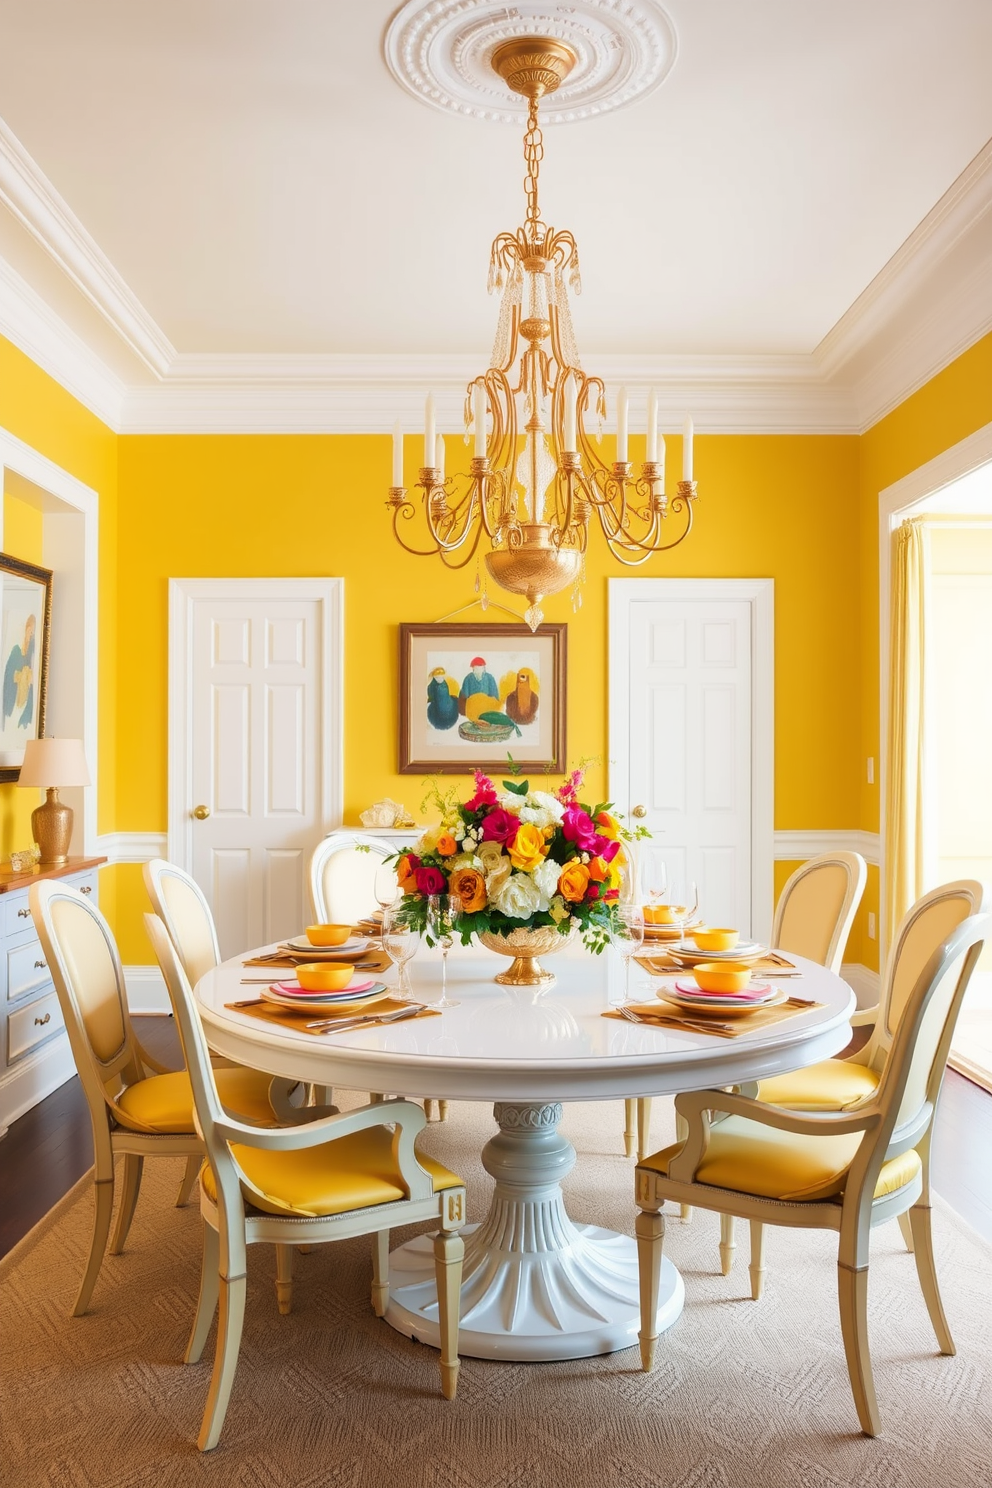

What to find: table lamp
left=18, top=737, right=91, bottom=865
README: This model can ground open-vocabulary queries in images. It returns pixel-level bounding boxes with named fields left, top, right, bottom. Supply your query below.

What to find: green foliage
left=502, top=778, right=529, bottom=796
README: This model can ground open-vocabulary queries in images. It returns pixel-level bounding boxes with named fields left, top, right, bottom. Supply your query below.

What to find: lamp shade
left=18, top=737, right=91, bottom=788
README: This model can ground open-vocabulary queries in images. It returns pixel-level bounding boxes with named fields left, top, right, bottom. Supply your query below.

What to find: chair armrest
left=668, top=1088, right=881, bottom=1184
left=213, top=1095, right=427, bottom=1153
left=850, top=1005, right=878, bottom=1028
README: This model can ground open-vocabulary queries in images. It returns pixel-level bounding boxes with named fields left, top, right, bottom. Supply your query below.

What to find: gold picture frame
left=0, top=553, right=53, bottom=783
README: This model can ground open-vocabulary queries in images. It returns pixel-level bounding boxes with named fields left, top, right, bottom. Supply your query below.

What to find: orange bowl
left=295, top=963, right=355, bottom=993
left=692, top=927, right=740, bottom=952
left=305, top=923, right=352, bottom=947
left=643, top=904, right=675, bottom=926
left=692, top=962, right=752, bottom=994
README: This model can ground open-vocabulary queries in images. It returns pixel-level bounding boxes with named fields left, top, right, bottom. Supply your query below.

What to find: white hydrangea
left=492, top=871, right=542, bottom=919
left=452, top=820, right=467, bottom=841
left=532, top=857, right=561, bottom=908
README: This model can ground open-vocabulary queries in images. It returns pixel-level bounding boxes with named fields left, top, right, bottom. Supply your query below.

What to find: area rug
left=2, top=1096, right=990, bottom=1488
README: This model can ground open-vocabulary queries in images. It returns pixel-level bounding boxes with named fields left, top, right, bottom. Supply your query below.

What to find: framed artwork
left=399, top=622, right=567, bottom=774
left=0, top=554, right=53, bottom=782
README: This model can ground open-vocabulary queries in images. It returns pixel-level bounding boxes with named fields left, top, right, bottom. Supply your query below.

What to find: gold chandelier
left=387, top=36, right=699, bottom=631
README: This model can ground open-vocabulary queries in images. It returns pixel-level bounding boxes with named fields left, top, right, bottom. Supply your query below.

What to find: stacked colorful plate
left=643, top=917, right=704, bottom=942
left=666, top=940, right=764, bottom=968
left=660, top=978, right=784, bottom=1018
left=260, top=977, right=389, bottom=1016
left=285, top=935, right=370, bottom=954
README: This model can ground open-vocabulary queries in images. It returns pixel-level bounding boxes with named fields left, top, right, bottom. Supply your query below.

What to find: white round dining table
left=196, top=942, right=855, bottom=1363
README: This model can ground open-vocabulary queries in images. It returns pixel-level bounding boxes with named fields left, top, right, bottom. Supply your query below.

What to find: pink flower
left=561, top=805, right=598, bottom=852
left=556, top=767, right=586, bottom=805
left=415, top=865, right=447, bottom=896
left=480, top=807, right=519, bottom=846
left=591, top=835, right=620, bottom=864
left=465, top=769, right=498, bottom=812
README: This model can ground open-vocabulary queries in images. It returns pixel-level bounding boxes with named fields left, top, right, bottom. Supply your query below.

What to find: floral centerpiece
left=390, top=766, right=642, bottom=986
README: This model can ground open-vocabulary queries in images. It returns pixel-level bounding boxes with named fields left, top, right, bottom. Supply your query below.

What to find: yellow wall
left=0, top=336, right=118, bottom=927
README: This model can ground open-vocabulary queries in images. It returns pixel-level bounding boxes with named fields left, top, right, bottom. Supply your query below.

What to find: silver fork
left=306, top=1004, right=426, bottom=1033
left=618, top=1005, right=733, bottom=1035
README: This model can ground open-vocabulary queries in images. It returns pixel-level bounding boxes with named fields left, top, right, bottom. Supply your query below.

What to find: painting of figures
left=0, top=554, right=53, bottom=779
left=399, top=623, right=566, bottom=773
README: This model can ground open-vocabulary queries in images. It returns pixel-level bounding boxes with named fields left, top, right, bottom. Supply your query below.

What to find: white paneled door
left=169, top=580, right=343, bottom=960
left=609, top=580, right=774, bottom=942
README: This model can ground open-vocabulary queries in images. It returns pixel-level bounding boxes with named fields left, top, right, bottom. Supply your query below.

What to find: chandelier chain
left=523, top=97, right=544, bottom=235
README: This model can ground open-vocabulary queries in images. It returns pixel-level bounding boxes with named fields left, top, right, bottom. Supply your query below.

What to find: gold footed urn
left=477, top=924, right=576, bottom=988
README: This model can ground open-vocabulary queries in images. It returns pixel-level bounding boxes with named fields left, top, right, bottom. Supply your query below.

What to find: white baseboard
left=0, top=1034, right=76, bottom=1130
left=841, top=961, right=881, bottom=1011
left=124, top=964, right=170, bottom=1015
left=775, top=831, right=881, bottom=868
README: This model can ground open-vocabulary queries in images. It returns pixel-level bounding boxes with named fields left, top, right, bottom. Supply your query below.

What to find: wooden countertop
left=0, top=856, right=107, bottom=895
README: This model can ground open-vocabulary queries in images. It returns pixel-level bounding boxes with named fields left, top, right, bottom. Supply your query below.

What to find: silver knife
left=306, top=1004, right=426, bottom=1033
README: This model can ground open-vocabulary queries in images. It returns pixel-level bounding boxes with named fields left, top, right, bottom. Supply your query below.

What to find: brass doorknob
left=632, top=804, right=647, bottom=819
left=192, top=805, right=211, bottom=821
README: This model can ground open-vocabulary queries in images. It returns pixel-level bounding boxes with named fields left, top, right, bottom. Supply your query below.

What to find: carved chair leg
left=623, top=1099, right=636, bottom=1158
left=675, top=1111, right=692, bottom=1221
left=908, top=1203, right=955, bottom=1355
left=636, top=1098, right=653, bottom=1163
left=111, top=1153, right=144, bottom=1255
left=275, top=1244, right=295, bottom=1316
left=837, top=1262, right=880, bottom=1437
left=424, top=1100, right=437, bottom=1122
left=198, top=1272, right=247, bottom=1452
left=177, top=1153, right=201, bottom=1208
left=74, top=1177, right=115, bottom=1317
left=719, top=1213, right=736, bottom=1277
left=433, top=1229, right=465, bottom=1401
left=186, top=1223, right=220, bottom=1365
left=748, top=1219, right=766, bottom=1299
left=438, top=1101, right=450, bottom=1122
left=371, top=1229, right=390, bottom=1318
left=897, top=1210, right=915, bottom=1252
left=635, top=1206, right=665, bottom=1372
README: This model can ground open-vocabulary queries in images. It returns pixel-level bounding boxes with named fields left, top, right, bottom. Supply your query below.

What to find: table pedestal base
left=384, top=1100, right=684, bottom=1361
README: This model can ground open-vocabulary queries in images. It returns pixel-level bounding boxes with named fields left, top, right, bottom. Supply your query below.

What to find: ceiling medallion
left=384, top=1, right=678, bottom=125
left=387, top=33, right=698, bottom=631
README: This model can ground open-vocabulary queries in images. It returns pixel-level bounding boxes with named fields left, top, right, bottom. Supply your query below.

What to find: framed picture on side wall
left=0, top=553, right=53, bottom=782
left=399, top=622, right=567, bottom=774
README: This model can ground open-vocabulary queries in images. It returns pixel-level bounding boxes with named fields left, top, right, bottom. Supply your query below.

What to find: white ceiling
left=0, top=0, right=991, bottom=432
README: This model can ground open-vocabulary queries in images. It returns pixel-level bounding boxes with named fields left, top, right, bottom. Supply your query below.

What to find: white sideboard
left=0, top=858, right=104, bottom=1138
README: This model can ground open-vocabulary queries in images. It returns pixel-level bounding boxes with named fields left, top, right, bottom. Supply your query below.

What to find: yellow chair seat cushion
left=201, top=1126, right=462, bottom=1218
left=757, top=1059, right=880, bottom=1112
left=114, top=1066, right=278, bottom=1134
left=642, top=1116, right=922, bottom=1202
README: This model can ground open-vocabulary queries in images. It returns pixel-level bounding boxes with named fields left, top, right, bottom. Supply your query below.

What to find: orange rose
left=559, top=861, right=591, bottom=902
left=508, top=822, right=549, bottom=872
left=448, top=866, right=487, bottom=913
left=595, top=811, right=621, bottom=840
left=588, top=855, right=610, bottom=883
left=436, top=833, right=457, bottom=857
left=396, top=855, right=418, bottom=893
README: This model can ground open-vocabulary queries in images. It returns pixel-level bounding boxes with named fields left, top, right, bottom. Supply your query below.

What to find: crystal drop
left=481, top=591, right=489, bottom=611
left=525, top=602, right=544, bottom=633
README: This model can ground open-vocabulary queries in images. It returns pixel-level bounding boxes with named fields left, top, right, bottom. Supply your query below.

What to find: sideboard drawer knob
left=34, top=1012, right=51, bottom=1027
left=17, top=907, right=31, bottom=918
left=34, top=959, right=47, bottom=969
left=80, top=884, right=93, bottom=895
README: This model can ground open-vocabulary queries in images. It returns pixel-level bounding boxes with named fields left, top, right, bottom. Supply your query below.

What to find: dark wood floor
left=2, top=1019, right=991, bottom=1261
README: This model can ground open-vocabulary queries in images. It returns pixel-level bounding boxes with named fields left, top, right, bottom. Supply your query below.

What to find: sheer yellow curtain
left=885, top=516, right=932, bottom=947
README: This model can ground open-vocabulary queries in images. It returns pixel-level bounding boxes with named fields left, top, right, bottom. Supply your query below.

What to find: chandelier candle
left=387, top=35, right=700, bottom=631
left=392, top=420, right=403, bottom=487
left=683, top=414, right=694, bottom=482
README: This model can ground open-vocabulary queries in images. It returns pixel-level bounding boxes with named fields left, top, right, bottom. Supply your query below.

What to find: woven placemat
left=243, top=948, right=393, bottom=972
left=602, top=996, right=824, bottom=1039
left=636, top=953, right=800, bottom=977
left=224, top=996, right=440, bottom=1036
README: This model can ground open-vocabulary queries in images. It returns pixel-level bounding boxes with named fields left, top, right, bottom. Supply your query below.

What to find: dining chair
left=143, top=856, right=308, bottom=1124
left=712, top=878, right=988, bottom=1276
left=310, top=832, right=448, bottom=1122
left=30, top=881, right=285, bottom=1317
left=145, top=913, right=467, bottom=1451
left=627, top=852, right=868, bottom=1171
left=634, top=906, right=988, bottom=1436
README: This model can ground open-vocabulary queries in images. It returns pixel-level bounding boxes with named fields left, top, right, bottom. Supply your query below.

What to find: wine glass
left=426, top=893, right=461, bottom=1009
left=373, top=860, right=399, bottom=919
left=667, top=875, right=699, bottom=949
left=610, top=904, right=645, bottom=1006
left=642, top=854, right=668, bottom=927
left=381, top=901, right=421, bottom=1002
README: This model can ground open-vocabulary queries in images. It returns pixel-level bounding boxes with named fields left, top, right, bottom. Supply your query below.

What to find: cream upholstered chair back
left=309, top=832, right=395, bottom=924
left=143, top=858, right=221, bottom=987
left=771, top=851, right=867, bottom=973
left=881, top=880, right=983, bottom=1044
left=32, top=881, right=143, bottom=1115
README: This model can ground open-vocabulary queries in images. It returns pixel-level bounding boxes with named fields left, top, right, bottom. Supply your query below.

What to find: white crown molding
left=96, top=831, right=168, bottom=864
left=0, top=116, right=174, bottom=378
left=0, top=254, right=124, bottom=428
left=774, top=830, right=880, bottom=868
